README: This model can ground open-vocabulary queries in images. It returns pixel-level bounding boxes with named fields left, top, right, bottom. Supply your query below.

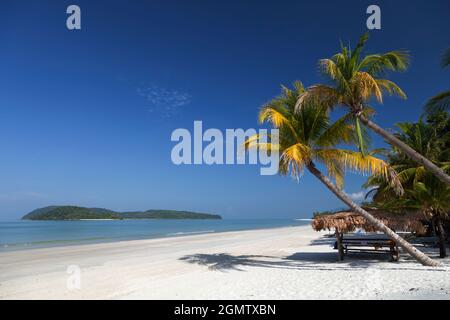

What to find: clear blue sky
left=1, top=0, right=449, bottom=219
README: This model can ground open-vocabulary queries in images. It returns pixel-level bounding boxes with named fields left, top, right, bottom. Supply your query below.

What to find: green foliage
left=365, top=111, right=450, bottom=218
left=424, top=90, right=450, bottom=115
left=441, top=46, right=450, bottom=68
left=22, top=206, right=122, bottom=220
left=22, top=206, right=221, bottom=220
left=120, top=210, right=221, bottom=220
left=312, top=210, right=336, bottom=217
left=423, top=46, right=450, bottom=115
left=297, top=33, right=409, bottom=155
left=246, top=83, right=401, bottom=192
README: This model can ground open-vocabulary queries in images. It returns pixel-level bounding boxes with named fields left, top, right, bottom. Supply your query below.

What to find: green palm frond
left=259, top=105, right=291, bottom=127
left=318, top=59, right=350, bottom=92
left=441, top=46, right=450, bottom=68
left=295, top=33, right=409, bottom=160
left=375, top=79, right=407, bottom=99
left=243, top=133, right=279, bottom=152
left=350, top=32, right=369, bottom=66
left=247, top=82, right=397, bottom=189
left=424, top=91, right=450, bottom=115
left=295, top=85, right=342, bottom=112
left=366, top=112, right=450, bottom=216
left=423, top=46, right=450, bottom=114
left=314, top=149, right=403, bottom=193
left=359, top=51, right=410, bottom=76
left=315, top=113, right=354, bottom=147
left=355, top=117, right=366, bottom=155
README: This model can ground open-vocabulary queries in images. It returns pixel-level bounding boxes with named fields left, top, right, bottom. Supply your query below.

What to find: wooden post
left=390, top=241, right=399, bottom=262
left=335, top=229, right=344, bottom=261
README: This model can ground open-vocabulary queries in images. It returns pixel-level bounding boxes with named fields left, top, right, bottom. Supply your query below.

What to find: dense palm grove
left=365, top=112, right=450, bottom=258
left=248, top=34, right=449, bottom=266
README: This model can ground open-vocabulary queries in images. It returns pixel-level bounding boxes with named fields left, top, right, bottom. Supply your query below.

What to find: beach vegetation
left=295, top=33, right=450, bottom=185
left=245, top=82, right=440, bottom=266
left=364, top=111, right=450, bottom=257
left=22, top=206, right=222, bottom=220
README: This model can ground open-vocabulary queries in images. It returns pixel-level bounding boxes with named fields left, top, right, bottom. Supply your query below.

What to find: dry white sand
left=0, top=225, right=449, bottom=300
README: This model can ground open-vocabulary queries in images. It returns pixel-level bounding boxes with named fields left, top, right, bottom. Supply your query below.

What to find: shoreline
left=1, top=224, right=306, bottom=254
left=0, top=220, right=308, bottom=253
left=1, top=225, right=449, bottom=300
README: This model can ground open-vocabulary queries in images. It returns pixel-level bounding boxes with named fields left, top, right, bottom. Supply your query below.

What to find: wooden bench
left=334, top=234, right=399, bottom=261
left=409, top=236, right=438, bottom=247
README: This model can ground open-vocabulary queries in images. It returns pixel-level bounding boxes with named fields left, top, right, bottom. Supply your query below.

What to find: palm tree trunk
left=357, top=113, right=450, bottom=186
left=306, top=162, right=441, bottom=267
left=435, top=217, right=447, bottom=258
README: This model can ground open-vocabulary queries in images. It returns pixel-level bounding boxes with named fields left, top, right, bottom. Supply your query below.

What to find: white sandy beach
left=0, top=225, right=449, bottom=300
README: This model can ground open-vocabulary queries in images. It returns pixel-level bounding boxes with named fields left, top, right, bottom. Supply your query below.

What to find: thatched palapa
left=312, top=209, right=426, bottom=234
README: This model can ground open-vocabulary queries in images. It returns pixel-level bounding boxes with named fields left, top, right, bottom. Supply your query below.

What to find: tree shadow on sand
left=179, top=237, right=448, bottom=272
left=308, top=236, right=336, bottom=246
left=179, top=252, right=394, bottom=272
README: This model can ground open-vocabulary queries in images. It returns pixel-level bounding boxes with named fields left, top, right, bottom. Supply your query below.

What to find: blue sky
left=0, top=0, right=449, bottom=219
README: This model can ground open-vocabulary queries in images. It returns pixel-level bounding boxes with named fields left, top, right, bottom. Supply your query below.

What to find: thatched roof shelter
left=312, top=209, right=427, bottom=234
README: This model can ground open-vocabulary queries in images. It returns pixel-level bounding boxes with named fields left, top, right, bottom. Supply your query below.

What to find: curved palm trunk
left=357, top=114, right=450, bottom=186
left=306, top=162, right=441, bottom=267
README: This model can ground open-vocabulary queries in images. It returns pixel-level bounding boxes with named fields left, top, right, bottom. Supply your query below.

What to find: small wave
left=166, top=230, right=215, bottom=236
left=1, top=237, right=109, bottom=248
left=295, top=218, right=312, bottom=221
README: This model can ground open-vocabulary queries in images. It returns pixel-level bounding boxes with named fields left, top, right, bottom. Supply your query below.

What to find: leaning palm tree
left=296, top=33, right=450, bottom=185
left=365, top=115, right=450, bottom=257
left=246, top=82, right=440, bottom=266
left=424, top=46, right=450, bottom=115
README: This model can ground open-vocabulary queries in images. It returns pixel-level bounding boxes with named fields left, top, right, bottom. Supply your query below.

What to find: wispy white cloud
left=344, top=190, right=366, bottom=202
left=137, top=84, right=191, bottom=117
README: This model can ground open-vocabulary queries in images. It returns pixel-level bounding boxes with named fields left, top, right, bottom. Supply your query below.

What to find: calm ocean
left=0, top=219, right=310, bottom=252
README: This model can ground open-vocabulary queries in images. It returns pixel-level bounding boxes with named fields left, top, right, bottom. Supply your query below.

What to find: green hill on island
left=22, top=206, right=222, bottom=220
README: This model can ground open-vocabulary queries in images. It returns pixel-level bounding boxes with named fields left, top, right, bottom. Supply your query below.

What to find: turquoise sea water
left=0, top=219, right=310, bottom=252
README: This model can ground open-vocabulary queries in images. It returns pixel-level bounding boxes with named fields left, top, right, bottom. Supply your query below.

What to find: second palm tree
left=247, top=82, right=440, bottom=267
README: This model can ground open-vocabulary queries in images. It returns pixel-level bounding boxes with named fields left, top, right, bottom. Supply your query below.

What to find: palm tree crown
left=296, top=33, right=450, bottom=186
left=296, top=33, right=408, bottom=154
left=246, top=81, right=401, bottom=191
left=365, top=113, right=450, bottom=213
left=297, top=33, right=408, bottom=110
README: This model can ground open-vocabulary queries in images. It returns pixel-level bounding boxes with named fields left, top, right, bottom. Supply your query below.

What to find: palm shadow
left=179, top=237, right=448, bottom=272
left=179, top=251, right=392, bottom=272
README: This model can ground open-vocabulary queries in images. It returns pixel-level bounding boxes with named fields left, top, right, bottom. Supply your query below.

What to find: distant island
left=22, top=206, right=222, bottom=221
